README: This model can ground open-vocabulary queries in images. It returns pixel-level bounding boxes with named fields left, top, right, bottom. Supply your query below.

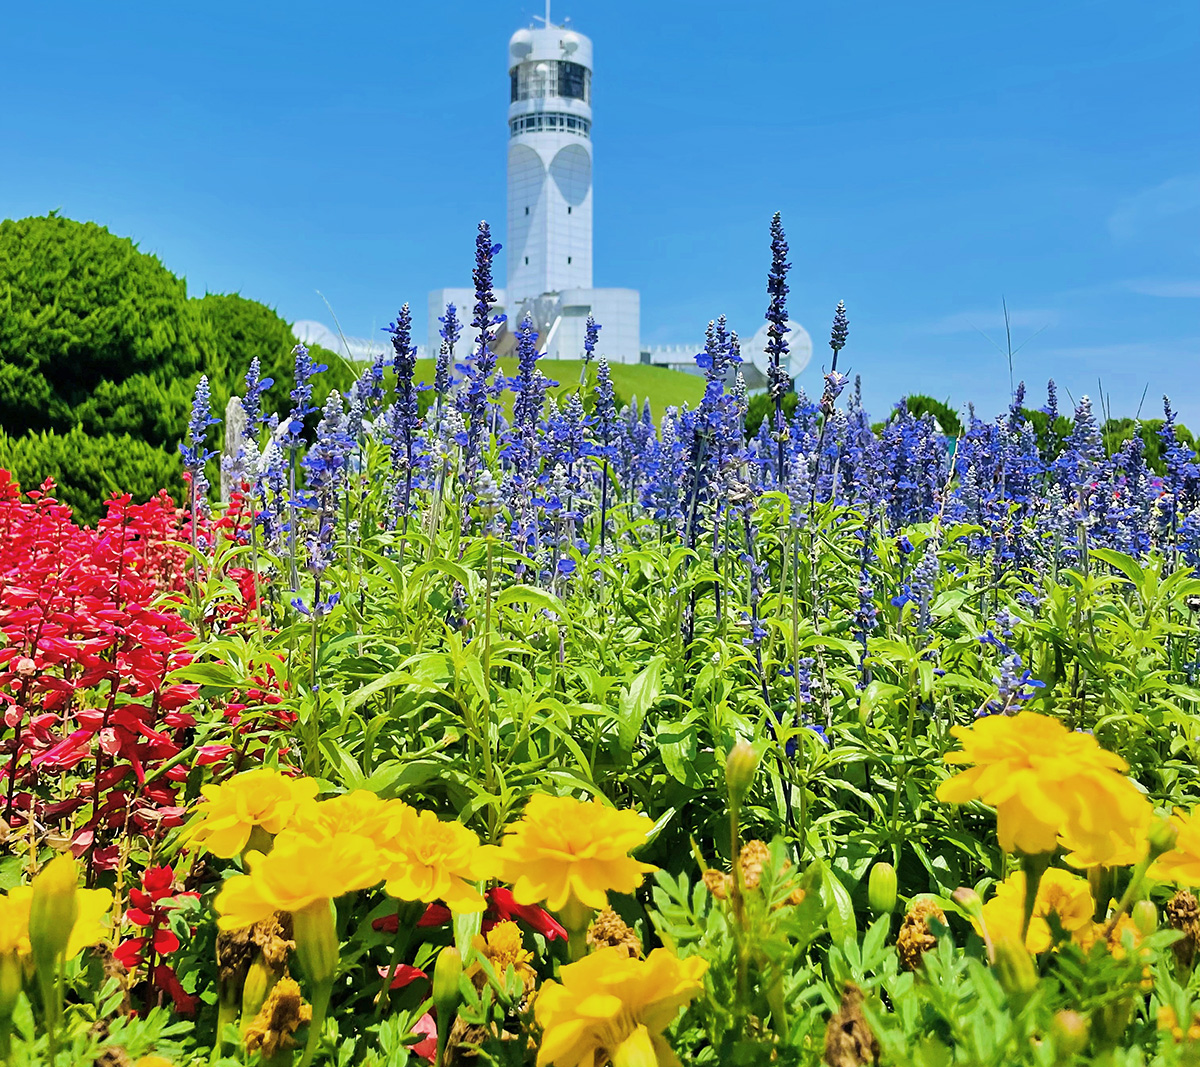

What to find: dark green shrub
left=0, top=427, right=182, bottom=524
left=0, top=214, right=215, bottom=438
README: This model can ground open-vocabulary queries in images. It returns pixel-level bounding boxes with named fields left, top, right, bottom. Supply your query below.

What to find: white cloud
left=1123, top=278, right=1200, bottom=298
left=924, top=307, right=1058, bottom=336
left=1108, top=174, right=1200, bottom=241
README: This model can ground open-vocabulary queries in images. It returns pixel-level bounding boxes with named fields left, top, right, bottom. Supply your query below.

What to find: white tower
left=429, top=8, right=640, bottom=365
left=506, top=16, right=594, bottom=304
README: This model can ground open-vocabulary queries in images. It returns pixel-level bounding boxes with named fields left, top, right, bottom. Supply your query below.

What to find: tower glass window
left=511, top=60, right=591, bottom=102
left=558, top=61, right=588, bottom=101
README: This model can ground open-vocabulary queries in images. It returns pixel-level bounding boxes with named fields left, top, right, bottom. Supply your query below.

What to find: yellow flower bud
left=0, top=952, right=21, bottom=1021
left=28, top=855, right=79, bottom=973
left=1050, top=1010, right=1089, bottom=1056
left=291, top=898, right=338, bottom=986
left=240, top=956, right=274, bottom=1028
left=867, top=863, right=897, bottom=915
left=725, top=742, right=760, bottom=800
left=1132, top=899, right=1158, bottom=936
left=951, top=887, right=983, bottom=918
left=992, top=938, right=1038, bottom=1002
left=432, top=947, right=463, bottom=1018
left=1092, top=997, right=1133, bottom=1050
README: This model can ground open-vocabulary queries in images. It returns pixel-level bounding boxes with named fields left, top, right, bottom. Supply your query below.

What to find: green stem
left=1102, top=853, right=1155, bottom=940
left=729, top=795, right=749, bottom=1030
left=559, top=898, right=593, bottom=963
left=298, top=978, right=333, bottom=1067
left=1019, top=851, right=1052, bottom=946
left=373, top=901, right=421, bottom=1019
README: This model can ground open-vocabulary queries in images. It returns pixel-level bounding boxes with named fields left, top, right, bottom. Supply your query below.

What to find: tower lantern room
left=506, top=17, right=594, bottom=305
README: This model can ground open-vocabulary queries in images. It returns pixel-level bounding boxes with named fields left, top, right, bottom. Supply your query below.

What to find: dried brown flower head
left=243, top=976, right=311, bottom=1059
left=1167, top=889, right=1200, bottom=969
left=587, top=907, right=643, bottom=959
left=823, top=981, right=881, bottom=1067
left=897, top=899, right=945, bottom=973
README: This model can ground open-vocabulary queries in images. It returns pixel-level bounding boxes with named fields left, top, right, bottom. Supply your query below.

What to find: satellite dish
left=510, top=28, right=533, bottom=60
left=743, top=320, right=813, bottom=378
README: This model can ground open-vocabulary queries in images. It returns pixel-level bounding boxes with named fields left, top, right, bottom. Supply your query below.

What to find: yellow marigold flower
left=0, top=884, right=111, bottom=962
left=65, top=885, right=114, bottom=958
left=975, top=868, right=1093, bottom=953
left=469, top=920, right=536, bottom=993
left=377, top=805, right=493, bottom=913
left=534, top=946, right=707, bottom=1067
left=937, top=711, right=1151, bottom=863
left=1151, top=808, right=1200, bottom=887
left=190, top=768, right=320, bottom=858
left=0, top=890, right=32, bottom=959
left=492, top=794, right=657, bottom=912
left=288, top=789, right=403, bottom=845
left=214, top=831, right=383, bottom=932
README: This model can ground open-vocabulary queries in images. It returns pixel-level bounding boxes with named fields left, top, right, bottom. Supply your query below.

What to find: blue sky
left=4, top=0, right=1198, bottom=425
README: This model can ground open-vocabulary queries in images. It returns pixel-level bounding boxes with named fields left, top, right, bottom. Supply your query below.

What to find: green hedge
left=0, top=214, right=352, bottom=517
left=0, top=427, right=182, bottom=524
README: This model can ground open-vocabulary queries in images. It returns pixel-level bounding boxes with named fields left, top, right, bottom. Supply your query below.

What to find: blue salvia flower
left=1040, top=379, right=1059, bottom=424
left=509, top=313, right=548, bottom=438
left=180, top=374, right=219, bottom=501
left=301, top=391, right=352, bottom=519
left=456, top=222, right=504, bottom=506
left=640, top=407, right=689, bottom=531
left=853, top=521, right=879, bottom=688
left=385, top=303, right=423, bottom=528
left=436, top=302, right=462, bottom=399
left=819, top=370, right=849, bottom=417
left=502, top=314, right=550, bottom=557
left=285, top=343, right=327, bottom=448
left=357, top=346, right=387, bottom=422
left=910, top=533, right=939, bottom=632
left=591, top=355, right=618, bottom=549
left=593, top=355, right=616, bottom=451
left=765, top=212, right=792, bottom=480
left=1053, top=396, right=1106, bottom=539
left=242, top=357, right=274, bottom=433
left=978, top=653, right=1045, bottom=716
left=256, top=438, right=287, bottom=549
left=293, top=391, right=352, bottom=616
left=829, top=299, right=849, bottom=360
left=1160, top=396, right=1200, bottom=532
left=1007, top=380, right=1026, bottom=432
left=578, top=314, right=602, bottom=387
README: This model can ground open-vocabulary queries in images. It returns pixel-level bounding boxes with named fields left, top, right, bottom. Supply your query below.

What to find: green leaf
left=494, top=584, right=569, bottom=620
left=343, top=670, right=410, bottom=714
left=617, top=654, right=666, bottom=754
left=170, top=662, right=240, bottom=688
